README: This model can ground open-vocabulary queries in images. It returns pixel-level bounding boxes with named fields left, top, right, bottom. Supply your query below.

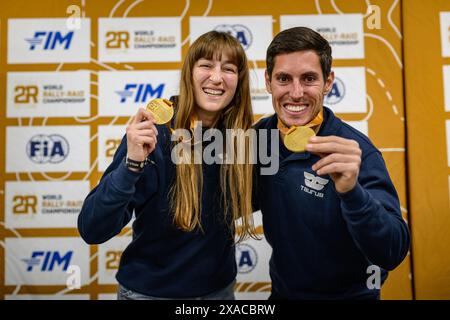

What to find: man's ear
left=265, top=70, right=272, bottom=94
left=323, top=70, right=335, bottom=95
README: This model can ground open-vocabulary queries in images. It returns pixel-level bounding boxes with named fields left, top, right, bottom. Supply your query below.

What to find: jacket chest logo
left=300, top=172, right=329, bottom=198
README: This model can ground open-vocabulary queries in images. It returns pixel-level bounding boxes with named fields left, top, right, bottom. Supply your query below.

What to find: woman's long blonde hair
left=171, top=31, right=257, bottom=242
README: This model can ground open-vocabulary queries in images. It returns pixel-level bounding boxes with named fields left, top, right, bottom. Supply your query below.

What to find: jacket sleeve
left=337, top=150, right=410, bottom=271
left=251, top=117, right=273, bottom=213
left=78, top=135, right=145, bottom=244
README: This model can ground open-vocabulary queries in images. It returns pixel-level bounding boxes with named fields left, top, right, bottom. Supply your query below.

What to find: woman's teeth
left=203, top=88, right=223, bottom=96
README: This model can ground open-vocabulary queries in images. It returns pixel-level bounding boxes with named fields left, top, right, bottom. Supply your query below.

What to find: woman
left=78, top=31, right=256, bottom=299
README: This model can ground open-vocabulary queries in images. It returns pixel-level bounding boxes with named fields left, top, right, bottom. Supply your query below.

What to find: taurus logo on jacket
left=304, top=172, right=329, bottom=191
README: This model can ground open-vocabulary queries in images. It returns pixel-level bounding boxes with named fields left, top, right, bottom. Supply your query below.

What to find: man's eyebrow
left=273, top=71, right=320, bottom=77
left=302, top=71, right=320, bottom=77
left=273, top=71, right=291, bottom=77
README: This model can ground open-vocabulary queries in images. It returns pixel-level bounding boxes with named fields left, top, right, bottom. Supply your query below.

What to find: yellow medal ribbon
left=168, top=112, right=202, bottom=146
left=189, top=113, right=199, bottom=132
left=185, top=113, right=204, bottom=146
left=277, top=110, right=323, bottom=152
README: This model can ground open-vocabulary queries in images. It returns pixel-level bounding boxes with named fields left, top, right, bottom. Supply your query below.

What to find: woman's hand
left=126, top=108, right=159, bottom=162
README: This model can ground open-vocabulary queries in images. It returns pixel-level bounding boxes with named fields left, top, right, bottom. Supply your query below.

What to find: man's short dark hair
left=266, top=27, right=332, bottom=81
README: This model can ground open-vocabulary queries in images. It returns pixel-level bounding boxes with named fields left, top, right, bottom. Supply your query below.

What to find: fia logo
left=325, top=76, right=345, bottom=105
left=22, top=251, right=73, bottom=272
left=116, top=83, right=165, bottom=103
left=214, top=24, right=253, bottom=50
left=26, top=134, right=70, bottom=164
left=26, top=31, right=74, bottom=50
left=236, top=243, right=258, bottom=274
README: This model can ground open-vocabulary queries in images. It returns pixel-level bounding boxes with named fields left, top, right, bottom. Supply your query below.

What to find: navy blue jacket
left=254, top=107, right=410, bottom=299
left=78, top=124, right=236, bottom=298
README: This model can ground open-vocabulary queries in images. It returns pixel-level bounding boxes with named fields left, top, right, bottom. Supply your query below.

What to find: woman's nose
left=209, top=67, right=223, bottom=83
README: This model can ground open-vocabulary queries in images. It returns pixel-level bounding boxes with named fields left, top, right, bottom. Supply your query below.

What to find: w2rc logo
left=105, top=31, right=130, bottom=49
left=26, top=134, right=69, bottom=164
left=14, top=85, right=38, bottom=104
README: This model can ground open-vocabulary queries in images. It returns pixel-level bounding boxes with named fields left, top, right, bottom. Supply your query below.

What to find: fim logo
left=214, top=24, right=253, bottom=50
left=325, top=76, right=345, bottom=105
left=300, top=171, right=329, bottom=198
left=22, top=251, right=73, bottom=272
left=116, top=83, right=165, bottom=103
left=26, top=31, right=74, bottom=50
left=236, top=243, right=258, bottom=274
left=26, top=134, right=70, bottom=164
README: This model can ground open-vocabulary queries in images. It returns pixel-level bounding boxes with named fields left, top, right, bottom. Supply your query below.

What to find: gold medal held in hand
left=146, top=98, right=174, bottom=125
left=277, top=110, right=323, bottom=153
left=284, top=126, right=316, bottom=152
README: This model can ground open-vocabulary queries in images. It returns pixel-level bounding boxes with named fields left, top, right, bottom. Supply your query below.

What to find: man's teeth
left=203, top=88, right=223, bottom=96
left=285, top=105, right=306, bottom=112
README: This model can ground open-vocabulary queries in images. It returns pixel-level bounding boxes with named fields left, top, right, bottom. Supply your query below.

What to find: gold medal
left=284, top=126, right=316, bottom=152
left=146, top=98, right=174, bottom=125
left=277, top=110, right=323, bottom=153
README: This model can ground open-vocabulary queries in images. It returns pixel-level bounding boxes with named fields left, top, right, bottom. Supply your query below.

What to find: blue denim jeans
left=117, top=280, right=236, bottom=300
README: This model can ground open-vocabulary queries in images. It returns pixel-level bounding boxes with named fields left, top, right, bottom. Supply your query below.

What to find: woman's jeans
left=117, top=280, right=236, bottom=300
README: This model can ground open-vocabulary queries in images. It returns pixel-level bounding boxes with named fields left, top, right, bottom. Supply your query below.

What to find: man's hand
left=126, top=108, right=158, bottom=162
left=305, top=135, right=362, bottom=194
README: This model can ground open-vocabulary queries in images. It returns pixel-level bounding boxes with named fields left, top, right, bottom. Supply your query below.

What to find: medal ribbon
left=169, top=113, right=201, bottom=145
left=277, top=109, right=323, bottom=137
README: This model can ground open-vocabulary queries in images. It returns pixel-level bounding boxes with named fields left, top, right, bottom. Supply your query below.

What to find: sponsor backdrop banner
left=0, top=0, right=418, bottom=299
left=403, top=0, right=450, bottom=299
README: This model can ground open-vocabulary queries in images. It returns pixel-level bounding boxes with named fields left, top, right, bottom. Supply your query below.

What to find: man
left=254, top=27, right=410, bottom=299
